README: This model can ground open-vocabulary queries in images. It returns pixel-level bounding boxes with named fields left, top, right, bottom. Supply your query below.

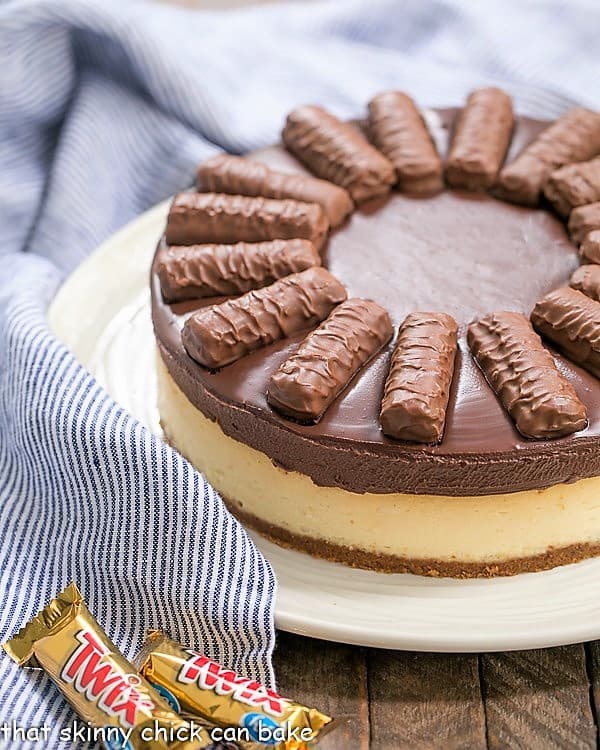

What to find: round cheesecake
left=152, top=108, right=600, bottom=578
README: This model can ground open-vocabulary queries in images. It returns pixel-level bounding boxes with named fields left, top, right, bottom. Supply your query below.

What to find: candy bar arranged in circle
left=569, top=201, right=600, bottom=244
left=580, top=230, right=600, bottom=264
left=156, top=239, right=320, bottom=301
left=368, top=91, right=444, bottom=194
left=182, top=267, right=347, bottom=369
left=267, top=298, right=393, bottom=423
left=544, top=156, right=600, bottom=217
left=570, top=265, right=600, bottom=302
left=496, top=107, right=600, bottom=206
left=282, top=104, right=396, bottom=203
left=166, top=192, right=329, bottom=249
left=197, top=153, right=353, bottom=228
left=154, top=89, right=600, bottom=443
left=531, top=287, right=600, bottom=379
left=445, top=87, right=514, bottom=191
left=380, top=313, right=458, bottom=443
left=468, top=311, right=587, bottom=439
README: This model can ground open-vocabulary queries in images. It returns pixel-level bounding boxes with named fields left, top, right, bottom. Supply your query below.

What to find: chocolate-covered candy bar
left=165, top=192, right=329, bottom=250
left=157, top=239, right=320, bottom=302
left=531, top=286, right=600, bottom=379
left=267, top=298, right=392, bottom=422
left=570, top=265, right=600, bottom=302
left=445, top=87, right=514, bottom=191
left=196, top=154, right=353, bottom=228
left=468, top=311, right=587, bottom=439
left=580, top=230, right=600, bottom=264
left=136, top=632, right=334, bottom=747
left=367, top=91, right=443, bottom=194
left=380, top=312, right=458, bottom=443
left=282, top=104, right=395, bottom=203
left=544, top=156, right=600, bottom=217
left=2, top=583, right=226, bottom=750
left=182, top=267, right=347, bottom=368
left=496, top=107, right=600, bottom=206
left=569, top=201, right=600, bottom=244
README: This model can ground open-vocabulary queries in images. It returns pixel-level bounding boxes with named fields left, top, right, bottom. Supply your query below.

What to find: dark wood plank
left=273, top=631, right=369, bottom=749
left=582, top=641, right=600, bottom=743
left=367, top=650, right=486, bottom=750
left=481, top=646, right=596, bottom=750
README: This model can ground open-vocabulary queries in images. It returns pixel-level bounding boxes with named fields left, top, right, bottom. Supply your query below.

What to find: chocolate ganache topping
left=152, top=107, right=600, bottom=497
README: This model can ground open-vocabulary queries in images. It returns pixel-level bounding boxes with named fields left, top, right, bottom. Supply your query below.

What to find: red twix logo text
left=178, top=651, right=285, bottom=716
left=61, top=630, right=155, bottom=727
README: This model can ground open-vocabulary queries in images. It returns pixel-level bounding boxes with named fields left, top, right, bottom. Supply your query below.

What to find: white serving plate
left=48, top=200, right=600, bottom=652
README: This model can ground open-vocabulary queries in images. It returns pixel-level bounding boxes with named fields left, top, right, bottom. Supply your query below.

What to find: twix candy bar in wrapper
left=2, top=584, right=236, bottom=750
left=136, top=631, right=335, bottom=748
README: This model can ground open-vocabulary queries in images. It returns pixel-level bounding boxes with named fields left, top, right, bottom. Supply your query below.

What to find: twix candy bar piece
left=182, top=267, right=347, bottom=369
left=166, top=193, right=329, bottom=251
left=136, top=631, right=334, bottom=749
left=445, top=87, right=514, bottom=191
left=157, top=240, right=320, bottom=302
left=368, top=91, right=443, bottom=194
left=468, top=311, right=587, bottom=439
left=531, top=286, right=600, bottom=379
left=496, top=107, right=600, bottom=206
left=267, top=298, right=393, bottom=422
left=544, top=156, right=600, bottom=217
left=569, top=201, right=600, bottom=244
left=570, top=265, right=600, bottom=302
left=282, top=104, right=396, bottom=203
left=196, top=154, right=353, bottom=228
left=580, top=230, right=600, bottom=264
left=2, top=583, right=229, bottom=750
left=380, top=312, right=458, bottom=443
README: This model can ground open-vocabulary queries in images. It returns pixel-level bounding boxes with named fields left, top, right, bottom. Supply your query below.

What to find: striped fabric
left=1, top=0, right=599, bottom=746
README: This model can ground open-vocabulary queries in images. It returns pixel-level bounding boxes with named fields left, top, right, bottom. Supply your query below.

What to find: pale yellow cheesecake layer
left=157, top=356, right=600, bottom=571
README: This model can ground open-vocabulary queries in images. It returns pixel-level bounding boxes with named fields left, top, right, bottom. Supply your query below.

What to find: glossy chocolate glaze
left=152, top=109, right=600, bottom=497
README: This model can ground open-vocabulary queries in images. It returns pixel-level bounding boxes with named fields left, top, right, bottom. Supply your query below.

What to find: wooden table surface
left=274, top=632, right=600, bottom=749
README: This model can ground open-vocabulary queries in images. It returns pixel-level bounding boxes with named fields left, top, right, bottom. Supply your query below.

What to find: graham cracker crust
left=225, top=500, right=600, bottom=579
left=160, top=420, right=600, bottom=579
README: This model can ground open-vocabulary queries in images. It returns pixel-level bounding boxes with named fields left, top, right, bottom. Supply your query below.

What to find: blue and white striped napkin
left=1, top=0, right=599, bottom=746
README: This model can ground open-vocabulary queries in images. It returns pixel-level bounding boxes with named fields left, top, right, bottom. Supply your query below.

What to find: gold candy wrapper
left=2, top=583, right=235, bottom=750
left=136, top=632, right=334, bottom=749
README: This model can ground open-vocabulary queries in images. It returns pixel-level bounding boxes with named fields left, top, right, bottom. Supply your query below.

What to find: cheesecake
left=152, top=96, right=600, bottom=577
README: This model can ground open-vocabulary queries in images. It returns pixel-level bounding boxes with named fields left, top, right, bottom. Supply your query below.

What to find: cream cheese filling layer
left=157, top=356, right=600, bottom=563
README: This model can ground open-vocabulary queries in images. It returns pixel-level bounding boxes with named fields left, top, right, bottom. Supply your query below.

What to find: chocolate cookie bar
left=196, top=154, right=353, bottom=228
left=468, top=311, right=587, bottom=439
left=166, top=192, right=329, bottom=249
left=282, top=104, right=395, bottom=203
left=445, top=87, right=514, bottom=191
left=380, top=312, right=458, bottom=443
left=182, top=267, right=347, bottom=368
left=570, top=265, right=600, bottom=302
left=267, top=298, right=392, bottom=422
left=531, top=286, right=600, bottom=379
left=580, top=230, right=600, bottom=264
left=544, top=156, right=600, bottom=217
left=368, top=91, right=443, bottom=194
left=496, top=107, right=600, bottom=206
left=569, top=201, right=600, bottom=244
left=157, top=239, right=320, bottom=301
